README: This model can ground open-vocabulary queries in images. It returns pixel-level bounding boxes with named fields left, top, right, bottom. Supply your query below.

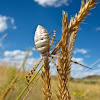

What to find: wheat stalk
left=0, top=51, right=29, bottom=100
left=67, top=0, right=98, bottom=80
left=41, top=58, right=53, bottom=100
left=56, top=0, right=98, bottom=99
left=56, top=12, right=71, bottom=100
left=68, top=0, right=98, bottom=57
left=52, top=0, right=98, bottom=56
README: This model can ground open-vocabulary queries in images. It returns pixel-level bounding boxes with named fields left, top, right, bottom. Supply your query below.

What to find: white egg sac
left=34, top=25, right=50, bottom=55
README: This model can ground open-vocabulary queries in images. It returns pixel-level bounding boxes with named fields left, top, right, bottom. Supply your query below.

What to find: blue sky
left=0, top=0, right=100, bottom=78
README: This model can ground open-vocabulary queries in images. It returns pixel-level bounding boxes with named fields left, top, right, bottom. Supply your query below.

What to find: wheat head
left=56, top=0, right=98, bottom=99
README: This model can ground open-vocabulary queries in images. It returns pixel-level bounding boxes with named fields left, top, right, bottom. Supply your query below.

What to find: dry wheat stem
left=56, top=12, right=71, bottom=100
left=40, top=29, right=56, bottom=100
left=67, top=0, right=98, bottom=82
left=52, top=0, right=98, bottom=56
left=56, top=0, right=97, bottom=99
left=41, top=58, right=53, bottom=100
left=68, top=0, right=98, bottom=56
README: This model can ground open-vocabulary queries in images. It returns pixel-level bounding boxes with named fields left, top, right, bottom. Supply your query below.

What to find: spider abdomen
left=34, top=25, right=50, bottom=55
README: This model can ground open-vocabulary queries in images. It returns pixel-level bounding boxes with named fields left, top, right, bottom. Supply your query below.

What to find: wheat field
left=0, top=65, right=100, bottom=100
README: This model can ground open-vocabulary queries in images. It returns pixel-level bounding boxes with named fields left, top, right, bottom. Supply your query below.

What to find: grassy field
left=0, top=64, right=100, bottom=100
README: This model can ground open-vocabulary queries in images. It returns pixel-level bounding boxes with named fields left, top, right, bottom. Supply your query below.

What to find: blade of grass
left=23, top=76, right=40, bottom=100
left=16, top=64, right=43, bottom=100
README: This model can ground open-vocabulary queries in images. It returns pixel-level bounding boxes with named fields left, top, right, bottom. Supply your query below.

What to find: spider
left=26, top=25, right=91, bottom=83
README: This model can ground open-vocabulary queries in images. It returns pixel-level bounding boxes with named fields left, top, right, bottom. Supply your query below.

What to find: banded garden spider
left=26, top=25, right=91, bottom=83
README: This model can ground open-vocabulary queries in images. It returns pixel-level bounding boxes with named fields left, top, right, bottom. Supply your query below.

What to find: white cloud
left=97, top=64, right=100, bottom=67
left=72, top=59, right=100, bottom=78
left=96, top=27, right=100, bottom=31
left=34, top=0, right=70, bottom=7
left=71, top=57, right=85, bottom=73
left=0, top=56, right=35, bottom=70
left=71, top=64, right=83, bottom=71
left=4, top=50, right=33, bottom=59
left=27, top=58, right=34, bottom=65
left=74, top=48, right=88, bottom=54
left=0, top=15, right=8, bottom=32
left=4, top=50, right=25, bottom=57
left=72, top=68, right=100, bottom=78
left=0, top=50, right=35, bottom=70
left=10, top=18, right=14, bottom=25
left=80, top=69, right=100, bottom=78
left=0, top=15, right=16, bottom=32
left=71, top=57, right=85, bottom=77
left=1, top=49, right=100, bottom=78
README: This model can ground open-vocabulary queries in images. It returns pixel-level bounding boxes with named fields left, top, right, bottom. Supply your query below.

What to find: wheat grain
left=56, top=12, right=71, bottom=100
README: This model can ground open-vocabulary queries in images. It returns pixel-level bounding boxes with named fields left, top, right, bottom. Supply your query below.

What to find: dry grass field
left=0, top=65, right=100, bottom=100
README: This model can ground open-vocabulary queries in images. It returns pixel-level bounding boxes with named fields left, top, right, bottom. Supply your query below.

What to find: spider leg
left=50, top=40, right=60, bottom=50
left=49, top=57, right=58, bottom=68
left=49, top=54, right=61, bottom=59
left=26, top=58, right=42, bottom=83
left=49, top=30, right=56, bottom=35
left=49, top=57, right=63, bottom=74
left=71, top=60, right=92, bottom=69
left=50, top=30, right=56, bottom=48
left=50, top=39, right=57, bottom=41
left=49, top=54, right=92, bottom=69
